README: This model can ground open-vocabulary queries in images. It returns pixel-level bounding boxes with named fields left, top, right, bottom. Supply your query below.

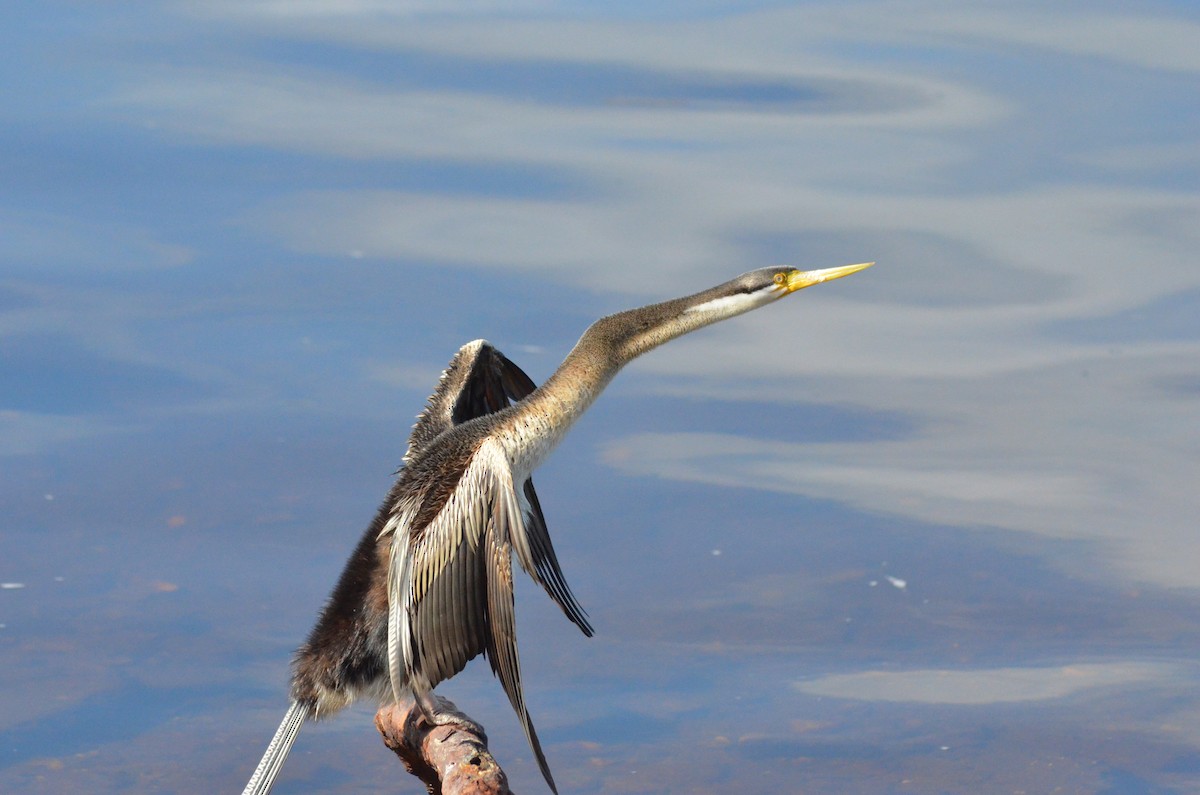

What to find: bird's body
left=241, top=263, right=873, bottom=795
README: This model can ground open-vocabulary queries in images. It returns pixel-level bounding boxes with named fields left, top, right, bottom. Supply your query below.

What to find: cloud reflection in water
left=2, top=1, right=1199, bottom=793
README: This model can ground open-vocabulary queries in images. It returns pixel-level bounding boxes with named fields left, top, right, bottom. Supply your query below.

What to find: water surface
left=2, top=2, right=1199, bottom=793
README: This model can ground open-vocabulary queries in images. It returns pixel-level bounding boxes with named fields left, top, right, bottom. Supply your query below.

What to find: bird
left=240, top=261, right=874, bottom=794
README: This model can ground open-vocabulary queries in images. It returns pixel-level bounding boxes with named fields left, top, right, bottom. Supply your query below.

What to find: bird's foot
left=414, top=692, right=487, bottom=739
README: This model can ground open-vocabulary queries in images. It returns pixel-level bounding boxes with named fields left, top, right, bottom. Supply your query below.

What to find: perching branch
left=376, top=696, right=511, bottom=795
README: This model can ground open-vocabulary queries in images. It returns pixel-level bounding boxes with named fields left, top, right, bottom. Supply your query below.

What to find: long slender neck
left=540, top=295, right=694, bottom=411
left=500, top=282, right=773, bottom=471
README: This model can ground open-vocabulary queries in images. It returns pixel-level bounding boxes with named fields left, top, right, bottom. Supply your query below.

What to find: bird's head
left=756, top=261, right=876, bottom=299
left=686, top=261, right=875, bottom=317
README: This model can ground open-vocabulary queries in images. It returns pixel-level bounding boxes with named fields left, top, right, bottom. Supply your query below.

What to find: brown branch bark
left=376, top=695, right=512, bottom=795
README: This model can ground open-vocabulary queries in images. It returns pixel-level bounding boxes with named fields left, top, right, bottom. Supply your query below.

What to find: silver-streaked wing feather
left=411, top=468, right=492, bottom=688
left=518, top=479, right=592, bottom=636
left=387, top=443, right=559, bottom=793
left=385, top=506, right=416, bottom=701
left=386, top=450, right=495, bottom=699
left=484, top=466, right=558, bottom=794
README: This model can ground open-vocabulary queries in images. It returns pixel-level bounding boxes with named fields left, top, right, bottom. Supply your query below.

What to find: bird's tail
left=241, top=699, right=310, bottom=795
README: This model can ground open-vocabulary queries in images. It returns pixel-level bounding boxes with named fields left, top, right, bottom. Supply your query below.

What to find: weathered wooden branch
left=376, top=695, right=512, bottom=795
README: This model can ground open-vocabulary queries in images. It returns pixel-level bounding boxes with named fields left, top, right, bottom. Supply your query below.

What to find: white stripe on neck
left=684, top=289, right=773, bottom=316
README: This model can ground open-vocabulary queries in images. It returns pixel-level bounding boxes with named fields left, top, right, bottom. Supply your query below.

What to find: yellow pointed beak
left=786, top=261, right=875, bottom=292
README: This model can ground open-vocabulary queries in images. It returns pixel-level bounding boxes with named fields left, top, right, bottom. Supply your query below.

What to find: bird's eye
left=773, top=272, right=787, bottom=286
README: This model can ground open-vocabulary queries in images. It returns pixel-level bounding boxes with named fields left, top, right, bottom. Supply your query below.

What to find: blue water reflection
left=3, top=2, right=1199, bottom=794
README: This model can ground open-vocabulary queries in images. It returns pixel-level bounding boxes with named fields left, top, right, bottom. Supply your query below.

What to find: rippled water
left=3, top=3, right=1199, bottom=793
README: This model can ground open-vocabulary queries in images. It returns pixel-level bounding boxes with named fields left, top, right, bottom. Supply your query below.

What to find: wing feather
left=385, top=511, right=415, bottom=700
left=483, top=499, right=558, bottom=794
left=483, top=451, right=591, bottom=635
left=397, top=479, right=490, bottom=692
left=384, top=341, right=576, bottom=794
left=519, top=480, right=593, bottom=636
left=406, top=340, right=538, bottom=462
left=391, top=343, right=588, bottom=691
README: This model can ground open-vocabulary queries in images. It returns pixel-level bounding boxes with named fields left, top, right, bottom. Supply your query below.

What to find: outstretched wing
left=390, top=443, right=561, bottom=792
left=405, top=339, right=537, bottom=463
left=403, top=339, right=591, bottom=635
left=385, top=341, right=591, bottom=794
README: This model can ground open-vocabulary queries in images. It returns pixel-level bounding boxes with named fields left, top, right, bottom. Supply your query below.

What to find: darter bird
left=241, top=262, right=874, bottom=794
